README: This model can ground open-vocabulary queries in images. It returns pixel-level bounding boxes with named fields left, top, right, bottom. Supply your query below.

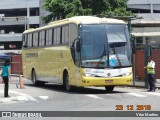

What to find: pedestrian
left=1, top=58, right=11, bottom=97
left=144, top=56, right=156, bottom=92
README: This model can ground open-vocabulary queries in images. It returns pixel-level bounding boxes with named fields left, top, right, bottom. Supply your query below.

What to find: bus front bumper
left=80, top=76, right=132, bottom=87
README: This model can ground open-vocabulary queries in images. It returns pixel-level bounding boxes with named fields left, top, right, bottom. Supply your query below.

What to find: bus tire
left=32, top=70, right=44, bottom=86
left=64, top=72, right=72, bottom=91
left=105, top=86, right=114, bottom=92
left=32, top=70, right=37, bottom=85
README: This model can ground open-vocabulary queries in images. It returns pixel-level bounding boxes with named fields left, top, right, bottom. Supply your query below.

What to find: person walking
left=144, top=56, right=156, bottom=92
left=1, top=59, right=11, bottom=97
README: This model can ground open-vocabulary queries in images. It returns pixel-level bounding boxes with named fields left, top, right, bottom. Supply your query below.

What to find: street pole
left=25, top=17, right=27, bottom=30
left=144, top=44, right=149, bottom=88
left=128, top=17, right=131, bottom=34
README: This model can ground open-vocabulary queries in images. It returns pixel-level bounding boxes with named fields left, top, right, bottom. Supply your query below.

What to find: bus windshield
left=80, top=24, right=131, bottom=68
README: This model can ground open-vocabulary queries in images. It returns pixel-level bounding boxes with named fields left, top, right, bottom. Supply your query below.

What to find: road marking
left=9, top=90, right=37, bottom=101
left=146, top=92, right=160, bottom=96
left=126, top=93, right=146, bottom=97
left=0, top=98, right=12, bottom=103
left=86, top=95, right=104, bottom=99
left=13, top=96, right=29, bottom=101
left=0, top=91, right=37, bottom=104
left=39, top=96, right=49, bottom=100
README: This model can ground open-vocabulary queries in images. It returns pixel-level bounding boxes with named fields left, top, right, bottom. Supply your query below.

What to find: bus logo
left=107, top=73, right=111, bottom=76
left=2, top=112, right=12, bottom=117
left=25, top=53, right=38, bottom=58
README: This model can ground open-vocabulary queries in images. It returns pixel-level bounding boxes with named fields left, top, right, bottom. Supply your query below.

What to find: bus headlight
left=122, top=72, right=132, bottom=76
left=82, top=73, right=95, bottom=77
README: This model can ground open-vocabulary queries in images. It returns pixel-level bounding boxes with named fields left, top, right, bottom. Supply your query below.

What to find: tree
left=106, top=0, right=133, bottom=17
left=42, top=0, right=91, bottom=23
left=81, top=0, right=133, bottom=17
left=42, top=0, right=132, bottom=23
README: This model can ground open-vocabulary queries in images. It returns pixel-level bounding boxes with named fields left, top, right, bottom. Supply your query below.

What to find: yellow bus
left=22, top=16, right=132, bottom=92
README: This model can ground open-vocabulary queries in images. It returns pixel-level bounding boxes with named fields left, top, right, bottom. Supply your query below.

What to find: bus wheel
left=32, top=70, right=45, bottom=86
left=64, top=72, right=72, bottom=91
left=105, top=86, right=114, bottom=92
left=32, top=70, right=37, bottom=86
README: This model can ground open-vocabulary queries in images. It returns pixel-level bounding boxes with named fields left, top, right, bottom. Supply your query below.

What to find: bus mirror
left=76, top=41, right=80, bottom=52
left=23, top=44, right=27, bottom=48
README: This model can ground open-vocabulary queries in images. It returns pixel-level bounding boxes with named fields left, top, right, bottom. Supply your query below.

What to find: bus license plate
left=105, top=80, right=113, bottom=83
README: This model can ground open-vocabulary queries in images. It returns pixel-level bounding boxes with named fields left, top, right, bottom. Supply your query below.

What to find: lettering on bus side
left=25, top=53, right=38, bottom=58
left=60, top=52, right=63, bottom=58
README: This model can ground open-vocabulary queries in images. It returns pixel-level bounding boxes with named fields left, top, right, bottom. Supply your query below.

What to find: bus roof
left=23, top=16, right=126, bottom=34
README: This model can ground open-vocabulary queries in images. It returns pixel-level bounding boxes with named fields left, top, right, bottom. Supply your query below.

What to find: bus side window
left=52, top=29, right=54, bottom=45
left=33, top=32, right=38, bottom=47
left=70, top=23, right=78, bottom=47
left=39, top=31, right=45, bottom=47
left=46, top=29, right=52, bottom=46
left=54, top=28, right=57, bottom=45
left=70, top=23, right=80, bottom=66
left=62, top=25, right=69, bottom=44
left=54, top=27, right=64, bottom=45
left=28, top=33, right=33, bottom=48
left=46, top=29, right=49, bottom=46
left=56, top=27, right=61, bottom=45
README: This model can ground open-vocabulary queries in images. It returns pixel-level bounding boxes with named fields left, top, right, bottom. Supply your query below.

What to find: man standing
left=144, top=56, right=156, bottom=92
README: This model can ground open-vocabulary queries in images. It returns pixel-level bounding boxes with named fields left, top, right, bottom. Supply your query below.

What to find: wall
left=128, top=0, right=160, bottom=4
left=135, top=50, right=145, bottom=80
left=135, top=49, right=160, bottom=81
left=0, top=0, right=39, bottom=9
left=152, top=50, right=160, bottom=79
left=11, top=55, right=22, bottom=75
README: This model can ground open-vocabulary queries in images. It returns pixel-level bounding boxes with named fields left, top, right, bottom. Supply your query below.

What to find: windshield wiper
left=112, top=48, right=122, bottom=66
left=96, top=46, right=107, bottom=68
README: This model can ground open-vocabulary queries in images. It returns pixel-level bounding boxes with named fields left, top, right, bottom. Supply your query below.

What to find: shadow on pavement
left=25, top=82, right=128, bottom=95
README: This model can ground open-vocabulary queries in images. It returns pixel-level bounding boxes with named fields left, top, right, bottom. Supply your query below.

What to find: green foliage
left=106, top=0, right=133, bottom=17
left=42, top=0, right=133, bottom=23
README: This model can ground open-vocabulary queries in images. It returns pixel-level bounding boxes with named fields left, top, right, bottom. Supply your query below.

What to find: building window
left=136, top=37, right=143, bottom=44
left=153, top=4, right=160, bottom=13
left=30, top=24, right=39, bottom=29
left=129, top=8, right=151, bottom=13
left=0, top=8, right=27, bottom=17
left=30, top=8, right=39, bottom=16
left=128, top=4, right=151, bottom=13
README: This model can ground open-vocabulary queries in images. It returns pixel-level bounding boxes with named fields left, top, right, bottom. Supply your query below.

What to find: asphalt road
left=0, top=79, right=160, bottom=120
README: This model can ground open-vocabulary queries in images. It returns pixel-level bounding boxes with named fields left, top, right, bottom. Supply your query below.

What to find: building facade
left=128, top=0, right=160, bottom=33
left=0, top=0, right=45, bottom=51
left=128, top=0, right=160, bottom=86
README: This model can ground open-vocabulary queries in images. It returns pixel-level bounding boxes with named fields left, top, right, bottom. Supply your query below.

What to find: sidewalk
left=0, top=78, right=33, bottom=104
left=132, top=79, right=160, bottom=89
